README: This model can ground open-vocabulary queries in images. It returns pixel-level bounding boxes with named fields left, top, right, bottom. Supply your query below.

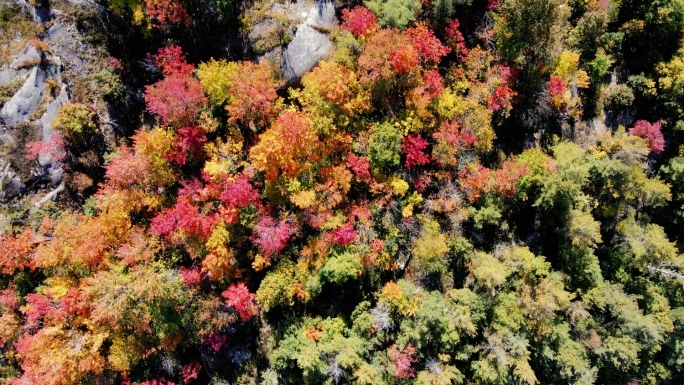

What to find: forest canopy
left=2, top=0, right=684, bottom=384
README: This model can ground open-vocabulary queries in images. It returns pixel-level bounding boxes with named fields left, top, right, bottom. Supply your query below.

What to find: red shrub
left=144, top=74, right=208, bottom=126
left=389, top=45, right=420, bottom=74
left=150, top=45, right=194, bottom=77
left=488, top=84, right=516, bottom=112
left=222, top=283, right=258, bottom=322
left=458, top=163, right=493, bottom=203
left=630, top=120, right=665, bottom=153
left=252, top=216, right=297, bottom=257
left=346, top=153, right=372, bottom=180
left=389, top=344, right=417, bottom=379
left=433, top=120, right=476, bottom=148
left=0, top=286, right=19, bottom=310
left=407, top=22, right=450, bottom=64
left=341, top=6, right=378, bottom=38
left=165, top=126, right=207, bottom=165
left=151, top=198, right=217, bottom=240
left=220, top=175, right=260, bottom=208
left=423, top=70, right=445, bottom=99
left=180, top=361, right=201, bottom=384
left=402, top=134, right=431, bottom=169
left=548, top=75, right=566, bottom=97
left=202, top=333, right=227, bottom=351
left=145, top=0, right=190, bottom=27
left=25, top=133, right=66, bottom=162
left=445, top=19, right=469, bottom=57
left=332, top=222, right=357, bottom=245
left=180, top=267, right=203, bottom=285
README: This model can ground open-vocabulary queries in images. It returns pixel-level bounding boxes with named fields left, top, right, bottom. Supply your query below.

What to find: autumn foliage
left=144, top=74, right=207, bottom=126
left=145, top=0, right=190, bottom=27
left=3, top=3, right=684, bottom=385
left=144, top=46, right=207, bottom=126
left=630, top=120, right=665, bottom=153
left=341, top=6, right=379, bottom=38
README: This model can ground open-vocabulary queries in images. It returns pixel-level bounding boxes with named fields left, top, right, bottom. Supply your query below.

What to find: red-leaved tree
left=341, top=6, right=378, bottom=38
left=445, top=19, right=469, bottom=57
left=165, top=126, right=207, bottom=165
left=388, top=344, right=418, bottom=379
left=346, top=153, right=372, bottom=181
left=389, top=45, right=420, bottom=74
left=151, top=198, right=217, bottom=240
left=226, top=62, right=281, bottom=130
left=222, top=283, right=258, bottom=322
left=151, top=45, right=194, bottom=77
left=407, top=22, right=450, bottom=64
left=251, top=216, right=297, bottom=258
left=402, top=134, right=431, bottom=169
left=220, top=174, right=260, bottom=208
left=144, top=74, right=207, bottom=126
left=145, top=0, right=190, bottom=28
left=332, top=222, right=358, bottom=245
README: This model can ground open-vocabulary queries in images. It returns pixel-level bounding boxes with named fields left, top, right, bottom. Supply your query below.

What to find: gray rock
left=248, top=18, right=280, bottom=50
left=305, top=2, right=336, bottom=28
left=588, top=117, right=609, bottom=137
left=0, top=69, right=17, bottom=86
left=281, top=3, right=336, bottom=82
left=45, top=55, right=62, bottom=84
left=0, top=160, right=25, bottom=201
left=32, top=183, right=64, bottom=210
left=48, top=166, right=63, bottom=186
left=0, top=66, right=46, bottom=125
left=0, top=133, right=15, bottom=146
left=46, top=22, right=87, bottom=72
left=40, top=84, right=68, bottom=140
left=605, top=108, right=637, bottom=131
left=10, top=46, right=42, bottom=70
left=1, top=67, right=33, bottom=86
left=282, top=24, right=332, bottom=81
left=269, top=0, right=313, bottom=22
left=2, top=175, right=25, bottom=200
left=46, top=22, right=66, bottom=39
left=37, top=84, right=68, bottom=186
left=257, top=46, right=284, bottom=66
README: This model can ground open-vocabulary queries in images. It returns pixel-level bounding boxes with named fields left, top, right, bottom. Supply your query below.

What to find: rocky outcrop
left=247, top=0, right=336, bottom=83
left=0, top=27, right=68, bottom=202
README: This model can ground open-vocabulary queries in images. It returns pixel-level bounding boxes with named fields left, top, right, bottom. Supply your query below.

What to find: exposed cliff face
left=0, top=2, right=114, bottom=209
left=0, top=43, right=67, bottom=202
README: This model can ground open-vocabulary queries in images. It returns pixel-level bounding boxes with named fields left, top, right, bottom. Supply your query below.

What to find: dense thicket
left=2, top=0, right=684, bottom=384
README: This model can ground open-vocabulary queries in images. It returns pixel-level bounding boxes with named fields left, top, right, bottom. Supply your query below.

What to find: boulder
left=0, top=66, right=46, bottom=125
left=281, top=2, right=336, bottom=82
left=0, top=159, right=25, bottom=201
left=282, top=24, right=333, bottom=81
